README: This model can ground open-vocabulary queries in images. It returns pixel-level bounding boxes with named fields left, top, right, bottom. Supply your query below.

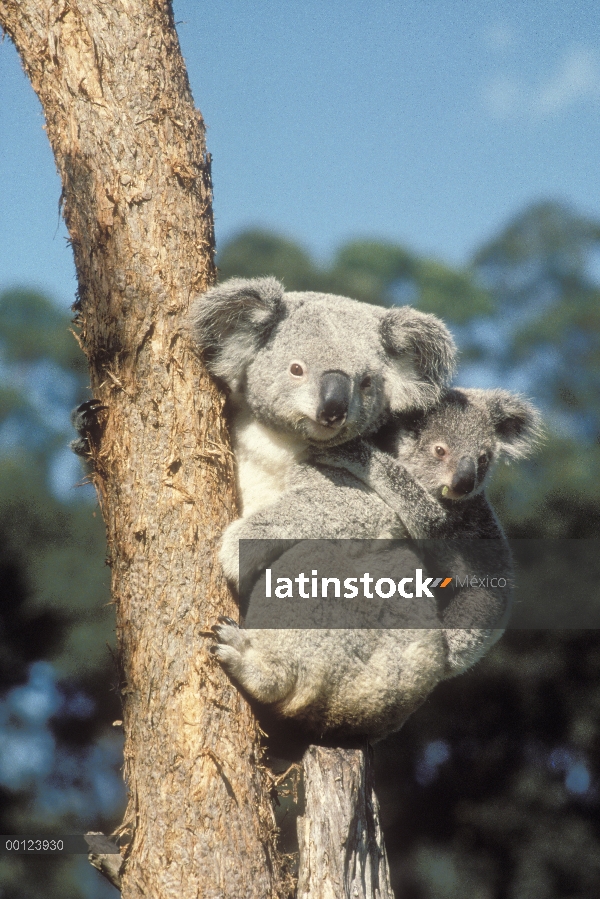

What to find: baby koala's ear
left=486, top=390, right=544, bottom=460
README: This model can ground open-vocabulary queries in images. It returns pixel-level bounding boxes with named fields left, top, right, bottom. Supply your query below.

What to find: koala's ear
left=486, top=390, right=544, bottom=460
left=190, top=277, right=285, bottom=390
left=380, top=307, right=456, bottom=411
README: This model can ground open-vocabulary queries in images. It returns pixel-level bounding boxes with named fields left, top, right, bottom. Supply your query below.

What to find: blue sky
left=1, top=0, right=599, bottom=308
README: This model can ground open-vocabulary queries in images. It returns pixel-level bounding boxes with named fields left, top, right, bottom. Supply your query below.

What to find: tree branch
left=85, top=833, right=124, bottom=891
left=298, top=746, right=394, bottom=899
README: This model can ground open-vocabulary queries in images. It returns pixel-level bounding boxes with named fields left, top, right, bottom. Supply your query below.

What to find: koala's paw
left=210, top=616, right=246, bottom=671
left=220, top=521, right=289, bottom=596
left=210, top=621, right=295, bottom=705
left=219, top=520, right=245, bottom=586
left=318, top=455, right=368, bottom=488
left=70, top=399, right=107, bottom=457
left=312, top=440, right=372, bottom=482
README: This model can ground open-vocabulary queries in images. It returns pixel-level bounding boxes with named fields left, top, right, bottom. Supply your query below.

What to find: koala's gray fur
left=314, top=387, right=543, bottom=673
left=191, top=277, right=456, bottom=520
left=211, top=387, right=541, bottom=740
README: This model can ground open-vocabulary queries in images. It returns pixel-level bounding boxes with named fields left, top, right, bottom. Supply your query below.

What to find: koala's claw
left=211, top=619, right=245, bottom=650
left=71, top=398, right=107, bottom=429
left=70, top=399, right=108, bottom=457
left=212, top=621, right=241, bottom=643
left=211, top=618, right=239, bottom=637
left=210, top=619, right=247, bottom=674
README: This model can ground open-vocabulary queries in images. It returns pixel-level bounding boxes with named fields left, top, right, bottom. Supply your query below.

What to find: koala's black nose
left=317, top=371, right=351, bottom=427
left=451, top=456, right=477, bottom=497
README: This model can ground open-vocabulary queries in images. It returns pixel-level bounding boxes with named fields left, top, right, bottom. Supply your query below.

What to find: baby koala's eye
left=478, top=452, right=488, bottom=464
left=434, top=445, right=447, bottom=459
left=360, top=375, right=372, bottom=391
left=289, top=362, right=305, bottom=378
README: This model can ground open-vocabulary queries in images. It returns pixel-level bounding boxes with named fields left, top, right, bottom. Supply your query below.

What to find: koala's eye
left=360, top=375, right=372, bottom=391
left=434, top=445, right=447, bottom=459
left=289, top=362, right=305, bottom=378
left=478, top=452, right=488, bottom=464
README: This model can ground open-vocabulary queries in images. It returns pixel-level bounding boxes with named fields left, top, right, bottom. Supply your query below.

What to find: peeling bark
left=0, top=2, right=284, bottom=897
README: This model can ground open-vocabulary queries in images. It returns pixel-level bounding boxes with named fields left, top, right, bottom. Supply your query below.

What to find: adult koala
left=209, top=387, right=541, bottom=740
left=191, top=276, right=455, bottom=525
left=190, top=276, right=455, bottom=738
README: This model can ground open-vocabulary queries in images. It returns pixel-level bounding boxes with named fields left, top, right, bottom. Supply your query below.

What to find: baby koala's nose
left=317, top=371, right=351, bottom=426
left=450, top=456, right=477, bottom=497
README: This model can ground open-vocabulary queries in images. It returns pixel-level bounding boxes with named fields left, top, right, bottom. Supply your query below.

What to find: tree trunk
left=297, top=746, right=394, bottom=899
left=0, top=2, right=284, bottom=897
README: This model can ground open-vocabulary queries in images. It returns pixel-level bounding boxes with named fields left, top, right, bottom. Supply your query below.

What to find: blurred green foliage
left=1, top=199, right=599, bottom=898
left=474, top=202, right=600, bottom=540
left=218, top=231, right=493, bottom=320
left=0, top=289, right=112, bottom=684
left=0, top=290, right=87, bottom=370
left=0, top=289, right=120, bottom=899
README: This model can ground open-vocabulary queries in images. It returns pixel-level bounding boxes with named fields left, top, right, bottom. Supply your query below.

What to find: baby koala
left=211, top=388, right=541, bottom=739
left=313, top=387, right=542, bottom=671
left=317, top=386, right=541, bottom=540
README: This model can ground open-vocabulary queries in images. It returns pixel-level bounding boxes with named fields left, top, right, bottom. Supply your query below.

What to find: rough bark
left=0, top=2, right=284, bottom=897
left=297, top=746, right=394, bottom=899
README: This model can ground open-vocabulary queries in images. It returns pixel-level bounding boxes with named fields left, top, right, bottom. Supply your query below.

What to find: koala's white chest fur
left=231, top=413, right=308, bottom=517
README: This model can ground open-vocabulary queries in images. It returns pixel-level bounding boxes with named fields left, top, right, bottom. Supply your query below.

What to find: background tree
left=473, top=201, right=600, bottom=539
